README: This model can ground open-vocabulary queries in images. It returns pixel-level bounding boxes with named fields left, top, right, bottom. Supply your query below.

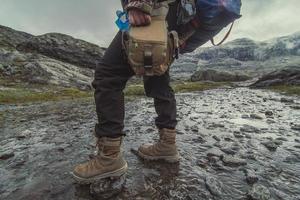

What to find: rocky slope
left=1, top=25, right=299, bottom=87
left=252, top=67, right=300, bottom=87
left=0, top=25, right=105, bottom=90
left=172, top=32, right=300, bottom=80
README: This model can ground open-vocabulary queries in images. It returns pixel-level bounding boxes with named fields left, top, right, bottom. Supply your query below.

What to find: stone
left=212, top=135, right=221, bottom=142
left=240, top=125, right=260, bottom=133
left=247, top=184, right=271, bottom=200
left=290, top=105, right=300, bottom=110
left=90, top=175, right=126, bottom=199
left=205, top=176, right=223, bottom=197
left=250, top=114, right=264, bottom=120
left=280, top=97, right=294, bottom=103
left=264, top=111, right=273, bottom=117
left=261, top=140, right=279, bottom=151
left=251, top=68, right=300, bottom=88
left=206, top=148, right=224, bottom=158
left=0, top=152, right=15, bottom=160
left=244, top=169, right=259, bottom=185
left=291, top=124, right=300, bottom=131
left=221, top=155, right=247, bottom=167
left=191, top=69, right=251, bottom=82
left=242, top=114, right=250, bottom=119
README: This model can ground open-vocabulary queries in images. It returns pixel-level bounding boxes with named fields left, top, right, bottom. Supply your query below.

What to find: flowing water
left=1, top=87, right=300, bottom=200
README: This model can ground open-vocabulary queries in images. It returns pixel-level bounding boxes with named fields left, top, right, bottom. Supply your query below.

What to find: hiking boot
left=71, top=136, right=128, bottom=184
left=138, top=128, right=180, bottom=163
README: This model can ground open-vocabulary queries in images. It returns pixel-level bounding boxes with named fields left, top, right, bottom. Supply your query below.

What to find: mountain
left=0, top=25, right=105, bottom=90
left=1, top=25, right=299, bottom=88
left=171, top=32, right=300, bottom=80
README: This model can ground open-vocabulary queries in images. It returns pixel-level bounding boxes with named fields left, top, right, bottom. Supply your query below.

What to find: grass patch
left=124, top=85, right=145, bottom=96
left=0, top=81, right=230, bottom=104
left=268, top=85, right=300, bottom=96
left=123, top=81, right=230, bottom=96
left=172, top=81, right=229, bottom=93
left=0, top=87, right=92, bottom=104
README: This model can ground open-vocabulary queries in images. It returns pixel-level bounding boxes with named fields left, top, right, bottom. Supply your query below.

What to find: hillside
left=0, top=25, right=105, bottom=90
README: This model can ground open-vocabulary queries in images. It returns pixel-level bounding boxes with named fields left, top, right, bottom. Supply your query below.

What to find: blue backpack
left=176, top=0, right=242, bottom=48
left=196, top=0, right=241, bottom=20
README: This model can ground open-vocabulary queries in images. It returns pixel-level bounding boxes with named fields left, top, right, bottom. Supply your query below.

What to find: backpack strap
left=210, top=21, right=234, bottom=46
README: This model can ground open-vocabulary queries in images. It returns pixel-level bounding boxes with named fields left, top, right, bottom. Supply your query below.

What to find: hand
left=128, top=9, right=151, bottom=26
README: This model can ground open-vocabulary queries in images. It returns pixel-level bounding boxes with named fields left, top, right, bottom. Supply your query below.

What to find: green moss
left=0, top=81, right=230, bottom=104
left=268, top=85, right=300, bottom=96
left=124, top=85, right=145, bottom=96
left=172, top=82, right=228, bottom=93
left=0, top=87, right=92, bottom=104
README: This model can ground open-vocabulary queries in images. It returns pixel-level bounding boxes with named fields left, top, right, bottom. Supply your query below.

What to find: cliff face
left=171, top=32, right=300, bottom=80
left=0, top=25, right=105, bottom=90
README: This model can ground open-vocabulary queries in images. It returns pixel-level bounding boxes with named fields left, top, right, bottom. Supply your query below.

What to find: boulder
left=191, top=69, right=251, bottom=82
left=251, top=67, right=300, bottom=87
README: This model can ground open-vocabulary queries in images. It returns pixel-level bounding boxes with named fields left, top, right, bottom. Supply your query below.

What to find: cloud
left=0, top=0, right=299, bottom=47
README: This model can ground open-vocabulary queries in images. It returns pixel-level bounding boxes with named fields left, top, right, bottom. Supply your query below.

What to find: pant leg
left=143, top=69, right=177, bottom=130
left=92, top=31, right=135, bottom=138
left=141, top=1, right=179, bottom=130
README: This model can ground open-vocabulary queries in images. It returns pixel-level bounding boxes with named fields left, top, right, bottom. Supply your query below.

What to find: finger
left=134, top=12, right=142, bottom=25
left=145, top=15, right=151, bottom=24
left=131, top=13, right=138, bottom=25
left=139, top=15, right=146, bottom=25
left=129, top=14, right=134, bottom=24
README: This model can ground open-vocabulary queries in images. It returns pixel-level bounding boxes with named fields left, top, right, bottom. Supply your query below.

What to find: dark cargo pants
left=92, top=1, right=233, bottom=138
left=92, top=30, right=177, bottom=137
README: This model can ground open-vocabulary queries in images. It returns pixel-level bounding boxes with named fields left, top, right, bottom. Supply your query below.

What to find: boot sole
left=137, top=151, right=180, bottom=163
left=70, top=162, right=128, bottom=185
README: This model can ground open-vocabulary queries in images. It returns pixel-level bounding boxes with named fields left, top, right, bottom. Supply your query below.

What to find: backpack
left=177, top=0, right=242, bottom=47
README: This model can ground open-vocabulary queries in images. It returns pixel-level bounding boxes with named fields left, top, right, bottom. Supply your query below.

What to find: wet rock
left=212, top=135, right=221, bottom=142
left=247, top=184, right=271, bottom=200
left=233, top=131, right=244, bottom=138
left=90, top=175, right=126, bottom=199
left=221, top=155, right=247, bottom=167
left=276, top=137, right=288, bottom=141
left=242, top=114, right=250, bottom=119
left=261, top=140, right=279, bottom=151
left=240, top=125, right=260, bottom=133
left=266, top=119, right=276, bottom=124
left=291, top=124, right=300, bottom=131
left=192, top=136, right=206, bottom=144
left=264, top=111, right=273, bottom=117
left=197, top=158, right=209, bottom=168
left=244, top=169, right=259, bottom=185
left=220, top=147, right=237, bottom=155
left=290, top=105, right=300, bottom=110
left=0, top=152, right=15, bottom=160
left=250, top=114, right=264, bottom=120
left=205, top=176, right=223, bottom=197
left=280, top=97, right=294, bottom=103
left=206, top=148, right=224, bottom=158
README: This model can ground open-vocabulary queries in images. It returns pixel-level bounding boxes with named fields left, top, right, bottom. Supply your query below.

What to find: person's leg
left=92, top=31, right=135, bottom=138
left=143, top=70, right=177, bottom=130
left=137, top=69, right=179, bottom=163
left=72, top=31, right=135, bottom=183
left=136, top=1, right=180, bottom=163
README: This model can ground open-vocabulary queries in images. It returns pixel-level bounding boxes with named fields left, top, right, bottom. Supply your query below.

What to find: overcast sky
left=0, top=0, right=299, bottom=47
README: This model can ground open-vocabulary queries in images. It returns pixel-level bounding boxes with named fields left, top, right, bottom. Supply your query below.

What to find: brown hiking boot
left=71, top=136, right=128, bottom=184
left=138, top=128, right=180, bottom=163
